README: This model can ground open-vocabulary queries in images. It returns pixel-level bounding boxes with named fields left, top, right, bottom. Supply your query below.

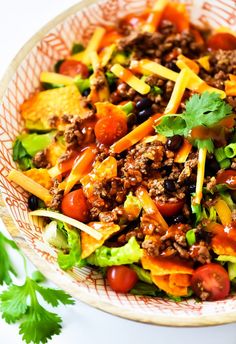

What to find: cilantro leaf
left=197, top=138, right=214, bottom=153
left=0, top=277, right=74, bottom=344
left=35, top=284, right=74, bottom=307
left=19, top=304, right=62, bottom=344
left=0, top=283, right=28, bottom=323
left=155, top=116, right=186, bottom=137
left=184, top=92, right=232, bottom=128
left=57, top=227, right=86, bottom=270
left=155, top=92, right=232, bottom=152
left=0, top=232, right=19, bottom=285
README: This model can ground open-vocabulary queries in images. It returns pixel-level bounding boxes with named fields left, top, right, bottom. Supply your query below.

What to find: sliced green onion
left=105, top=71, right=117, bottom=86
left=219, top=158, right=231, bottom=169
left=151, top=86, right=162, bottom=95
left=215, top=147, right=227, bottom=162
left=224, top=143, right=236, bottom=158
left=118, top=101, right=134, bottom=115
left=74, top=77, right=90, bottom=93
left=186, top=229, right=196, bottom=246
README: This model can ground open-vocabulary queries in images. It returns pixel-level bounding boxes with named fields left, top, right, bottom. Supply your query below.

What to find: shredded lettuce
left=20, top=132, right=55, bottom=157
left=43, top=221, right=68, bottom=250
left=129, top=264, right=153, bottom=284
left=216, top=255, right=236, bottom=280
left=57, top=225, right=86, bottom=270
left=87, top=237, right=142, bottom=267
left=130, top=282, right=160, bottom=296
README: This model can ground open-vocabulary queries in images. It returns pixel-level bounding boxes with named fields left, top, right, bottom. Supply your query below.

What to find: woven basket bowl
left=0, top=0, right=236, bottom=327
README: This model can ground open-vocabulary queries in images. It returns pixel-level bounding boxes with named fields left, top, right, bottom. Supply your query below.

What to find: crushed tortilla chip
left=21, top=85, right=91, bottom=130
left=141, top=252, right=193, bottom=275
left=23, top=168, right=53, bottom=189
left=152, top=274, right=190, bottom=296
left=81, top=222, right=120, bottom=258
left=207, top=222, right=236, bottom=256
left=46, top=140, right=66, bottom=167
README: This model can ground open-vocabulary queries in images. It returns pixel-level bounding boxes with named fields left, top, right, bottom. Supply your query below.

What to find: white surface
left=0, top=1, right=236, bottom=343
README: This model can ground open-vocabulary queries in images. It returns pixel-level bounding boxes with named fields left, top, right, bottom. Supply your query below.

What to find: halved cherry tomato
left=207, top=33, right=236, bottom=51
left=94, top=115, right=128, bottom=145
left=155, top=199, right=185, bottom=217
left=191, top=263, right=230, bottom=301
left=107, top=266, right=138, bottom=293
left=59, top=60, right=89, bottom=78
left=61, top=189, right=89, bottom=222
left=216, top=170, right=236, bottom=190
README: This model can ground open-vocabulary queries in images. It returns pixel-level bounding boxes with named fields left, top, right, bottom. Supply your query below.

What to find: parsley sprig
left=155, top=92, right=232, bottom=152
left=0, top=231, right=74, bottom=343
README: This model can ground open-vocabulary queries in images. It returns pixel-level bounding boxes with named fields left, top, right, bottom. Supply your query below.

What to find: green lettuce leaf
left=87, top=237, right=142, bottom=267
left=129, top=264, right=153, bottom=284
left=20, top=131, right=55, bottom=157
left=130, top=282, right=160, bottom=297
left=57, top=226, right=86, bottom=270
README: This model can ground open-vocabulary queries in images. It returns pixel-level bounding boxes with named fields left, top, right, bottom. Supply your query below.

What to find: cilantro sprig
left=155, top=92, right=232, bottom=152
left=0, top=231, right=74, bottom=343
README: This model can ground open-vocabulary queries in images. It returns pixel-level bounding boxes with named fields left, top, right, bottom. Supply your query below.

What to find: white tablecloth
left=0, top=1, right=236, bottom=342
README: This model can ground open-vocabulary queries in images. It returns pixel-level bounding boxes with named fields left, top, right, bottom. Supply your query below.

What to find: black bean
left=164, top=179, right=176, bottom=192
left=82, top=88, right=91, bottom=97
left=28, top=195, right=39, bottom=211
left=166, top=135, right=184, bottom=152
left=173, top=214, right=186, bottom=224
left=205, top=156, right=220, bottom=176
left=136, top=108, right=153, bottom=123
left=136, top=98, right=152, bottom=110
left=188, top=184, right=196, bottom=193
left=127, top=113, right=137, bottom=127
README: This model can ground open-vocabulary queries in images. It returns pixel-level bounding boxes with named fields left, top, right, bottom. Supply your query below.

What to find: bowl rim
left=1, top=0, right=236, bottom=327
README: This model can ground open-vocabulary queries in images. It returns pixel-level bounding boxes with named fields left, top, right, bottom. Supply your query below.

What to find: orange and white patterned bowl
left=0, top=0, right=236, bottom=327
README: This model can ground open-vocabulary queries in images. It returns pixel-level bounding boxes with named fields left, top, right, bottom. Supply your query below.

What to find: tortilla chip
left=141, top=252, right=193, bottom=275
left=81, top=222, right=120, bottom=258
left=169, top=273, right=191, bottom=288
left=208, top=222, right=236, bottom=256
left=24, top=168, right=52, bottom=189
left=46, top=140, right=66, bottom=167
left=21, top=85, right=91, bottom=129
left=152, top=274, right=189, bottom=297
left=212, top=236, right=236, bottom=256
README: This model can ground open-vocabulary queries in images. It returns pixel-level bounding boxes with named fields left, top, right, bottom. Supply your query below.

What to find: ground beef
left=200, top=50, right=236, bottom=90
left=189, top=241, right=211, bottom=264
left=178, top=154, right=198, bottom=183
left=49, top=179, right=64, bottom=211
left=118, top=24, right=203, bottom=65
left=209, top=50, right=236, bottom=75
left=90, top=69, right=107, bottom=91
left=33, top=151, right=50, bottom=168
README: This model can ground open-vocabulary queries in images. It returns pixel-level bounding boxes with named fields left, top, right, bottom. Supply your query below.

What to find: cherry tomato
left=61, top=189, right=89, bottom=222
left=94, top=115, right=128, bottom=145
left=59, top=60, right=89, bottom=78
left=216, top=170, right=236, bottom=190
left=191, top=263, right=230, bottom=301
left=207, top=32, right=236, bottom=51
left=107, top=266, right=138, bottom=293
left=155, top=199, right=184, bottom=217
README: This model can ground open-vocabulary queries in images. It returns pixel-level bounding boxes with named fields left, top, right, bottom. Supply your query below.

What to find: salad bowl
left=1, top=0, right=236, bottom=326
